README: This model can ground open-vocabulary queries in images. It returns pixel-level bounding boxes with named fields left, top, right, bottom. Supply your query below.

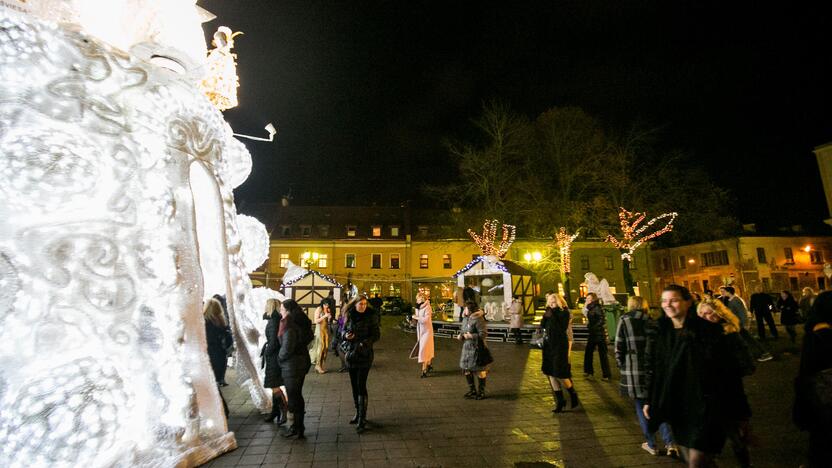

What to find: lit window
left=371, top=253, right=382, bottom=269
left=345, top=253, right=356, bottom=268
left=442, top=254, right=452, bottom=269
left=419, top=254, right=429, bottom=269
left=346, top=226, right=357, bottom=237
left=318, top=254, right=328, bottom=268
left=372, top=226, right=382, bottom=237
left=279, top=253, right=289, bottom=268
left=390, top=253, right=400, bottom=269
left=390, top=226, right=399, bottom=237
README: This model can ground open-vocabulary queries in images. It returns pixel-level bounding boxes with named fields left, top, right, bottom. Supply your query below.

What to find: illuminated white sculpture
left=584, top=272, right=617, bottom=305
left=0, top=4, right=272, bottom=467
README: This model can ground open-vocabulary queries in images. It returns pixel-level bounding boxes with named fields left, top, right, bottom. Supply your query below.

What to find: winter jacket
left=541, top=307, right=571, bottom=378
left=262, top=313, right=283, bottom=388
left=205, top=319, right=230, bottom=383
left=278, top=315, right=312, bottom=379
left=778, top=296, right=800, bottom=326
left=584, top=301, right=607, bottom=338
left=459, top=310, right=489, bottom=371
left=614, top=310, right=652, bottom=399
left=343, top=306, right=381, bottom=369
left=726, top=296, right=748, bottom=329
left=645, top=311, right=730, bottom=452
left=794, top=323, right=832, bottom=431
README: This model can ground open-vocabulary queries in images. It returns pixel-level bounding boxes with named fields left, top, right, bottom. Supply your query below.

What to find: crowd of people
left=200, top=284, right=830, bottom=467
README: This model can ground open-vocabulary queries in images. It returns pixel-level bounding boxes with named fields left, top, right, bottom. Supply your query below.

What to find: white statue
left=0, top=3, right=272, bottom=466
left=584, top=272, right=617, bottom=305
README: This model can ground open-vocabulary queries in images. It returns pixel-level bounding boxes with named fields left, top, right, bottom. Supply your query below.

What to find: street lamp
left=803, top=245, right=812, bottom=253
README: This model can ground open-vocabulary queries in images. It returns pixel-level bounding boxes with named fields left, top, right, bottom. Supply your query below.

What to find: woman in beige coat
left=411, top=292, right=435, bottom=377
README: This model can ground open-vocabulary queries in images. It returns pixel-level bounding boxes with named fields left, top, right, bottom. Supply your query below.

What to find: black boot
left=567, top=387, right=580, bottom=410
left=475, top=377, right=487, bottom=400
left=356, top=395, right=368, bottom=433
left=464, top=374, right=477, bottom=399
left=553, top=390, right=566, bottom=413
left=275, top=396, right=287, bottom=426
left=264, top=393, right=280, bottom=422
left=280, top=410, right=304, bottom=439
left=349, top=394, right=360, bottom=424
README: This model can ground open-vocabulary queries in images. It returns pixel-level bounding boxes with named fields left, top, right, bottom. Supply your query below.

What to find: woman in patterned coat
left=458, top=301, right=490, bottom=399
left=615, top=296, right=675, bottom=456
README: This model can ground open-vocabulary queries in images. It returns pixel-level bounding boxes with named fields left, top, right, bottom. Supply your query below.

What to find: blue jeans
left=635, top=398, right=673, bottom=448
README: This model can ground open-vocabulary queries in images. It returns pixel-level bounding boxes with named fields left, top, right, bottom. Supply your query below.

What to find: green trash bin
left=603, top=304, right=624, bottom=340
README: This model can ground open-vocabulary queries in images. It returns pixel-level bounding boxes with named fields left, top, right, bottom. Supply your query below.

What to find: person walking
left=697, top=299, right=756, bottom=468
left=309, top=301, right=331, bottom=373
left=261, top=299, right=288, bottom=426
left=799, top=287, right=816, bottom=323
left=793, top=291, right=832, bottom=468
left=583, top=293, right=611, bottom=381
left=204, top=298, right=232, bottom=417
left=643, top=285, right=731, bottom=467
left=412, top=292, right=435, bottom=378
left=615, top=296, right=676, bottom=457
left=458, top=301, right=491, bottom=400
left=749, top=287, right=779, bottom=340
left=777, top=290, right=800, bottom=344
left=542, top=293, right=580, bottom=412
left=508, top=295, right=524, bottom=345
left=277, top=299, right=313, bottom=439
left=340, top=295, right=381, bottom=433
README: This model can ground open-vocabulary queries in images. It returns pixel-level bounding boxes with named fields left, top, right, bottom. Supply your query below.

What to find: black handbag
left=476, top=339, right=494, bottom=367
left=338, top=339, right=356, bottom=360
left=529, top=329, right=547, bottom=349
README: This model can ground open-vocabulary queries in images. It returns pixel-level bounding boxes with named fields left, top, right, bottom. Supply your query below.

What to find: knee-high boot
left=567, top=387, right=580, bottom=410
left=356, top=395, right=368, bottom=433
left=553, top=390, right=566, bottom=413
left=476, top=377, right=487, bottom=400
left=349, top=392, right=360, bottom=424
left=464, top=374, right=477, bottom=398
left=264, top=393, right=281, bottom=422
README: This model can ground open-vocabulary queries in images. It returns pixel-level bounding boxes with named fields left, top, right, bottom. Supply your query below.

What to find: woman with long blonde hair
left=261, top=298, right=288, bottom=425
left=541, top=293, right=580, bottom=412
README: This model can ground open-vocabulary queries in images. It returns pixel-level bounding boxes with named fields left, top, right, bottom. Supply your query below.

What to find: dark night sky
left=201, top=0, right=832, bottom=224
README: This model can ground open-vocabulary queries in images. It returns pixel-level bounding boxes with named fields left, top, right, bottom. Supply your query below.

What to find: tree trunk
left=622, top=256, right=635, bottom=295
left=562, top=271, right=574, bottom=308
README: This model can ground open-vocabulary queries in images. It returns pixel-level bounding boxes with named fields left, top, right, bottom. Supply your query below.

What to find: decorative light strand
left=452, top=255, right=510, bottom=278
left=554, top=227, right=580, bottom=273
left=198, top=27, right=243, bottom=111
left=605, top=207, right=677, bottom=261
left=281, top=270, right=343, bottom=288
left=467, top=219, right=516, bottom=258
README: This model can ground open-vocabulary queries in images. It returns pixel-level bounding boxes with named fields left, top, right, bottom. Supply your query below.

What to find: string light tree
left=554, top=227, right=580, bottom=307
left=605, top=207, right=678, bottom=295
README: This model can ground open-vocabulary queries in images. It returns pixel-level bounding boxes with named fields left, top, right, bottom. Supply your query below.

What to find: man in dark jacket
left=749, top=288, right=779, bottom=340
left=583, top=293, right=611, bottom=380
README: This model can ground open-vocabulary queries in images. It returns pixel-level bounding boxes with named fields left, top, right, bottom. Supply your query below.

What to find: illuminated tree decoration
left=605, top=207, right=678, bottom=261
left=467, top=219, right=516, bottom=258
left=554, top=227, right=580, bottom=273
left=198, top=26, right=243, bottom=111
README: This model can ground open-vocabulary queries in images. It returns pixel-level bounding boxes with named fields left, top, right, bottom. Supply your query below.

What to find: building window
left=279, top=253, right=289, bottom=268
left=280, top=225, right=291, bottom=237
left=443, top=254, right=452, bottom=269
left=810, top=250, right=824, bottom=264
left=319, top=225, right=329, bottom=237
left=678, top=255, right=687, bottom=269
left=371, top=253, right=382, bottom=269
left=417, top=226, right=428, bottom=237
left=700, top=250, right=729, bottom=267
left=318, top=254, right=328, bottom=269
left=300, top=225, right=311, bottom=238
left=661, top=257, right=670, bottom=271
left=756, top=247, right=767, bottom=264
left=761, top=277, right=770, bottom=291
left=784, top=247, right=794, bottom=264
left=419, top=254, right=429, bottom=269
left=345, top=253, right=356, bottom=268
left=390, top=226, right=400, bottom=237
left=390, top=253, right=400, bottom=269
left=346, top=226, right=357, bottom=237
left=789, top=276, right=799, bottom=290
left=371, top=226, right=382, bottom=237
left=604, top=256, right=614, bottom=270
left=580, top=256, right=590, bottom=271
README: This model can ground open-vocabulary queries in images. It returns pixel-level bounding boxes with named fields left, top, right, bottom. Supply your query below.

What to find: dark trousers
left=348, top=367, right=371, bottom=402
left=511, top=328, right=523, bottom=344
left=754, top=310, right=778, bottom=340
left=284, top=373, right=307, bottom=428
left=584, top=336, right=611, bottom=378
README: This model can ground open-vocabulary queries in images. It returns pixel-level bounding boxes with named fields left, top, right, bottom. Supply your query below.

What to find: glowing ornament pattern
left=198, top=26, right=242, bottom=111
left=0, top=10, right=272, bottom=467
left=554, top=227, right=580, bottom=273
left=605, top=207, right=678, bottom=261
left=467, top=219, right=516, bottom=259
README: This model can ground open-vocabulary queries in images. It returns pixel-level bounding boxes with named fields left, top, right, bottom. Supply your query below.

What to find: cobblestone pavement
left=205, top=318, right=808, bottom=468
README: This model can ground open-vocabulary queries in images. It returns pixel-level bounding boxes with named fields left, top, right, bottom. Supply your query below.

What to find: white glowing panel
left=236, top=214, right=269, bottom=273
left=0, top=10, right=270, bottom=468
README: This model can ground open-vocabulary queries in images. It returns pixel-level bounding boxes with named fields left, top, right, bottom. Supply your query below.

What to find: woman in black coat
left=541, top=293, right=580, bottom=412
left=262, top=299, right=287, bottom=425
left=277, top=299, right=313, bottom=439
left=777, top=290, right=800, bottom=344
left=644, top=285, right=730, bottom=467
left=340, top=295, right=381, bottom=433
left=204, top=298, right=232, bottom=416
